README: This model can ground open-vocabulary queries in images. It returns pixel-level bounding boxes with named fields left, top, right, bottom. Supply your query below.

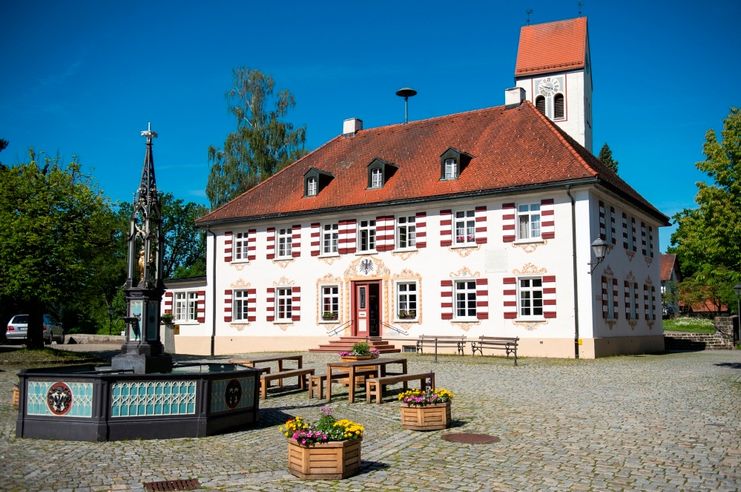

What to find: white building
left=165, top=17, right=669, bottom=358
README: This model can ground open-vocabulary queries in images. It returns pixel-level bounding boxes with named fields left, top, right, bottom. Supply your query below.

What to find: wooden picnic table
left=229, top=355, right=303, bottom=372
left=325, top=357, right=407, bottom=403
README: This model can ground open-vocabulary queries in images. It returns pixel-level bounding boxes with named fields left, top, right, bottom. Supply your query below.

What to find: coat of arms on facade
left=358, top=258, right=374, bottom=275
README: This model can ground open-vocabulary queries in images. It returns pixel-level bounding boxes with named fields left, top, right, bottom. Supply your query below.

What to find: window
left=321, top=285, right=339, bottom=321
left=358, top=219, right=376, bottom=252
left=519, top=278, right=543, bottom=317
left=233, top=290, right=249, bottom=322
left=306, top=176, right=318, bottom=196
left=554, top=93, right=565, bottom=119
left=444, top=158, right=458, bottom=180
left=276, top=287, right=292, bottom=321
left=454, top=280, right=477, bottom=319
left=606, top=206, right=614, bottom=244
left=517, top=203, right=541, bottom=240
left=396, top=282, right=418, bottom=319
left=631, top=282, right=639, bottom=320
left=396, top=216, right=416, bottom=249
left=535, top=95, right=546, bottom=114
left=322, top=223, right=338, bottom=255
left=174, top=292, right=197, bottom=322
left=626, top=216, right=635, bottom=251
left=277, top=228, right=292, bottom=258
left=234, top=231, right=248, bottom=261
left=370, top=168, right=383, bottom=188
left=454, top=210, right=476, bottom=245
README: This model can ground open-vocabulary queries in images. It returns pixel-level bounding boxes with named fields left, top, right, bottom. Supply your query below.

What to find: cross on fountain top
left=140, top=122, right=158, bottom=142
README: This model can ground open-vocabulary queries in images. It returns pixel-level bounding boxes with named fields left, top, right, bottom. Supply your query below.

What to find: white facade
left=169, top=185, right=663, bottom=358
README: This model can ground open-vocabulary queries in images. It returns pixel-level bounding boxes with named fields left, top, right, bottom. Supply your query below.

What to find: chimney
left=504, top=87, right=526, bottom=109
left=342, top=117, right=363, bottom=136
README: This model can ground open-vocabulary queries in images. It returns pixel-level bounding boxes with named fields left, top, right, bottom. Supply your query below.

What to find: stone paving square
left=0, top=349, right=739, bottom=491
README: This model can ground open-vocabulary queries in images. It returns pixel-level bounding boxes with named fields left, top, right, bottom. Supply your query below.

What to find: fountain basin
left=16, top=362, right=259, bottom=441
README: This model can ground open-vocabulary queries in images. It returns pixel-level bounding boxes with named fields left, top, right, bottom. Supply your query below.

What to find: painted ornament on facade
left=225, top=379, right=242, bottom=409
left=47, top=381, right=73, bottom=416
left=358, top=258, right=375, bottom=275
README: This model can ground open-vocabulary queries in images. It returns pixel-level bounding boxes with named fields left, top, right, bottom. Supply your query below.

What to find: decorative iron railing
left=382, top=322, right=409, bottom=337
left=326, top=319, right=352, bottom=337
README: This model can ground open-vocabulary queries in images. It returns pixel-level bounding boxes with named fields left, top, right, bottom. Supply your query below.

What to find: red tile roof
left=197, top=101, right=668, bottom=226
left=515, top=17, right=588, bottom=77
left=660, top=254, right=679, bottom=282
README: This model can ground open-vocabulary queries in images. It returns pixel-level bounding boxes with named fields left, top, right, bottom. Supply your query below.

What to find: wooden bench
left=470, top=336, right=519, bottom=365
left=308, top=369, right=379, bottom=399
left=416, top=335, right=467, bottom=355
left=365, top=372, right=435, bottom=404
left=260, top=368, right=315, bottom=399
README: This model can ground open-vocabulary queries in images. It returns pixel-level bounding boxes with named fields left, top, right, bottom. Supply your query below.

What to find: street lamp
left=588, top=238, right=609, bottom=274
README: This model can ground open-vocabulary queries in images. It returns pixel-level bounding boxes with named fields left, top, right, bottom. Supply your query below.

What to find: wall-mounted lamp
left=588, top=238, right=609, bottom=274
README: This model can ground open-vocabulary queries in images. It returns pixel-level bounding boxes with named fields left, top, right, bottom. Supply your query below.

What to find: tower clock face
left=537, top=77, right=561, bottom=96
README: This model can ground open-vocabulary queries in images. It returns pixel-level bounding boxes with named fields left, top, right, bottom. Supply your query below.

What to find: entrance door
left=353, top=282, right=381, bottom=337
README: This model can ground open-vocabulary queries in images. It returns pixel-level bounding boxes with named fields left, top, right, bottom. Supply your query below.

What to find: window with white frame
left=174, top=291, right=197, bottom=322
left=631, top=282, right=639, bottom=319
left=606, top=207, right=614, bottom=244
left=276, top=287, right=292, bottom=321
left=322, top=223, right=338, bottom=255
left=233, top=290, right=249, bottom=322
left=626, top=215, right=635, bottom=251
left=358, top=219, right=376, bottom=252
left=454, top=280, right=477, bottom=319
left=396, top=216, right=416, bottom=249
left=277, top=228, right=292, bottom=258
left=517, top=203, right=541, bottom=240
left=454, top=210, right=475, bottom=245
left=370, top=168, right=383, bottom=189
left=321, top=285, right=339, bottom=321
left=443, top=158, right=458, bottom=180
left=396, top=282, right=418, bottom=320
left=518, top=278, right=543, bottom=317
left=234, top=231, right=249, bottom=261
left=607, top=278, right=616, bottom=320
left=306, top=176, right=318, bottom=196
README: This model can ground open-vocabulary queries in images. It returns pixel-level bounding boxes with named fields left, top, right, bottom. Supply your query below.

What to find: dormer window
left=367, top=158, right=397, bottom=189
left=444, top=158, right=457, bottom=180
left=440, top=148, right=472, bottom=181
left=370, top=168, right=383, bottom=189
left=307, top=176, right=318, bottom=196
left=304, top=168, right=333, bottom=197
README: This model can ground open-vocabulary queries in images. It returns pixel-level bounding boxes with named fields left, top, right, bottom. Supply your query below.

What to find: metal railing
left=382, top=322, right=409, bottom=337
left=326, top=319, right=353, bottom=337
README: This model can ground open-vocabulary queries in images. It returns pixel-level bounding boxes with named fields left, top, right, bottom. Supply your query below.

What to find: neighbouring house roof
left=197, top=101, right=668, bottom=227
left=164, top=277, right=207, bottom=289
left=660, top=254, right=679, bottom=282
left=515, top=17, right=588, bottom=77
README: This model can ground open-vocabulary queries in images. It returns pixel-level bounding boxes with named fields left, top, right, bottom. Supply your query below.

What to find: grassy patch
left=0, top=347, right=103, bottom=365
left=663, top=317, right=716, bottom=334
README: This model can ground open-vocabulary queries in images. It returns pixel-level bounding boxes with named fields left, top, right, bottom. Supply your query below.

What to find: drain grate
left=143, top=479, right=200, bottom=491
left=442, top=433, right=500, bottom=444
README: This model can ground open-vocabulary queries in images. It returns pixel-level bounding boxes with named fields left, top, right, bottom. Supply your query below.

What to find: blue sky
left=1, top=1, right=739, bottom=252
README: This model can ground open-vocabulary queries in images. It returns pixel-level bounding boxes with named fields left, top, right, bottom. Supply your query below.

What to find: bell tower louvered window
left=554, top=93, right=565, bottom=119
left=535, top=95, right=546, bottom=114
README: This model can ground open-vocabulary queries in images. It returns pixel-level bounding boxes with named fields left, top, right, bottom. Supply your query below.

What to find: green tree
left=116, top=192, right=208, bottom=280
left=0, top=151, right=119, bottom=348
left=598, top=143, right=619, bottom=173
left=206, top=67, right=306, bottom=209
left=669, top=108, right=741, bottom=313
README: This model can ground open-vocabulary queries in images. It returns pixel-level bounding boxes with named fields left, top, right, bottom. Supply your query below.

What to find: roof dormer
left=440, top=147, right=472, bottom=180
left=367, top=158, right=397, bottom=189
left=303, top=168, right=334, bottom=197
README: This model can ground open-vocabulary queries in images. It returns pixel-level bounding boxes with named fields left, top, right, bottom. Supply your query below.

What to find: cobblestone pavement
left=1, top=349, right=739, bottom=491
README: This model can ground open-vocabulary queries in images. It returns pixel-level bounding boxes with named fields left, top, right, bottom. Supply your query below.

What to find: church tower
left=514, top=17, right=593, bottom=152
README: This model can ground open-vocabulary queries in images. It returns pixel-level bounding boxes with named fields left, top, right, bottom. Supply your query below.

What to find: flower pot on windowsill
left=400, top=401, right=451, bottom=431
left=287, top=438, right=362, bottom=480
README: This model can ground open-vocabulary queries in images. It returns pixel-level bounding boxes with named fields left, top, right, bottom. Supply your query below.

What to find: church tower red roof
left=515, top=17, right=588, bottom=77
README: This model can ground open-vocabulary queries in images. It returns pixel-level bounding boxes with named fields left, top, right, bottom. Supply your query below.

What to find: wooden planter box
left=400, top=402, right=451, bottom=431
left=287, top=438, right=362, bottom=480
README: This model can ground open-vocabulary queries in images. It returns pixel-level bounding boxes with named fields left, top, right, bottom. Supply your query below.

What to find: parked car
left=5, top=314, right=64, bottom=344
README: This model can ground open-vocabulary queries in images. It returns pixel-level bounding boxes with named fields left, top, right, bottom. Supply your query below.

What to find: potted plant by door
left=338, top=341, right=380, bottom=361
left=280, top=406, right=364, bottom=480
left=398, top=387, right=454, bottom=431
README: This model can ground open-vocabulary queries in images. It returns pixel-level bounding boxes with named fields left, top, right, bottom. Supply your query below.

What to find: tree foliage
left=0, top=151, right=119, bottom=347
left=206, top=67, right=306, bottom=210
left=669, top=107, right=741, bottom=313
left=598, top=143, right=619, bottom=173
